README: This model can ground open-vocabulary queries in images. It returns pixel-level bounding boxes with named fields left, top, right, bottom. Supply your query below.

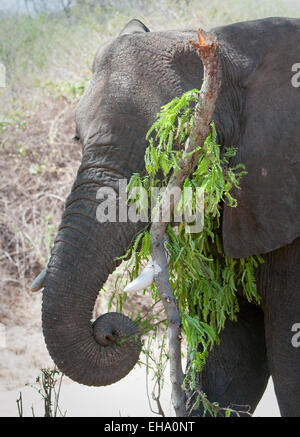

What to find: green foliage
left=145, top=89, right=200, bottom=179
left=125, top=89, right=264, bottom=392
left=29, top=163, right=45, bottom=175
left=16, top=143, right=27, bottom=157
left=43, top=77, right=91, bottom=103
left=0, top=109, right=28, bottom=134
left=1, top=0, right=298, bottom=93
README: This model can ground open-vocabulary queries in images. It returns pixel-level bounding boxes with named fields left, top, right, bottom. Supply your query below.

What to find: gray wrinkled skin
left=41, top=18, right=300, bottom=416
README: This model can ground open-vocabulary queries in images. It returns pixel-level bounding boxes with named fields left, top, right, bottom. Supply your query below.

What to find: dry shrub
left=0, top=93, right=81, bottom=388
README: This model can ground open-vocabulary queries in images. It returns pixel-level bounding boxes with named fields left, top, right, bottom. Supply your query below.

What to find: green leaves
left=146, top=88, right=200, bottom=148
left=125, top=89, right=263, bottom=392
left=145, top=89, right=200, bottom=180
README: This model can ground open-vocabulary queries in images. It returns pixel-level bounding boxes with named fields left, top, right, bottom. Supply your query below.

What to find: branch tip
left=188, top=29, right=218, bottom=59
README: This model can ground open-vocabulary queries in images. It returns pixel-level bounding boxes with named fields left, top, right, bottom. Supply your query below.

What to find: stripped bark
left=150, top=29, right=221, bottom=417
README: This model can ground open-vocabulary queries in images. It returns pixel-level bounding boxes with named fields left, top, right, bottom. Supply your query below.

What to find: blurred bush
left=0, top=0, right=299, bottom=93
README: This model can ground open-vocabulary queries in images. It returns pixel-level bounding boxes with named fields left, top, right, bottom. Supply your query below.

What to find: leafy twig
left=149, top=29, right=221, bottom=417
left=144, top=333, right=168, bottom=417
left=189, top=389, right=252, bottom=417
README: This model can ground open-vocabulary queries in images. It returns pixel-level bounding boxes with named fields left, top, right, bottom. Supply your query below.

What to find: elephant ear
left=222, top=50, right=300, bottom=259
left=119, top=19, right=150, bottom=36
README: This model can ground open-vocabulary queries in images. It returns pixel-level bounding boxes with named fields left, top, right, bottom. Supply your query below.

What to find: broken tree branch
left=149, top=29, right=221, bottom=417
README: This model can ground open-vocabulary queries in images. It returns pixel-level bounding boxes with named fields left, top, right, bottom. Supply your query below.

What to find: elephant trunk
left=42, top=161, right=144, bottom=386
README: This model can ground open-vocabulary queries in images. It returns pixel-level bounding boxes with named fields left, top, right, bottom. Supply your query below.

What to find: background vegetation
left=0, top=0, right=299, bottom=393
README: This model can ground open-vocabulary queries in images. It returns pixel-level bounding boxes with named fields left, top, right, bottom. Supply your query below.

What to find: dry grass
left=0, top=0, right=299, bottom=391
left=0, top=94, right=80, bottom=388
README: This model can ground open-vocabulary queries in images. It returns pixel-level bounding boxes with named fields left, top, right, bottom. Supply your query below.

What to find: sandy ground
left=0, top=315, right=280, bottom=418
left=0, top=282, right=280, bottom=417
left=0, top=366, right=280, bottom=417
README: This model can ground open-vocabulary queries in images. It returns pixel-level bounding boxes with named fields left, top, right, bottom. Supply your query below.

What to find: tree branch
left=149, top=29, right=221, bottom=417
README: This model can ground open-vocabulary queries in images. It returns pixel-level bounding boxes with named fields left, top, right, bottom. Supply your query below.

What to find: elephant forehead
left=93, top=30, right=198, bottom=74
left=75, top=30, right=203, bottom=146
left=74, top=70, right=159, bottom=146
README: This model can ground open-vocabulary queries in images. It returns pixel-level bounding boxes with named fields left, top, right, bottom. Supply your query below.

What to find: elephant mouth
left=93, top=312, right=141, bottom=352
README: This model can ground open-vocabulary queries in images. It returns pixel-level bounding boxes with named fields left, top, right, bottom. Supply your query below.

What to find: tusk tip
left=124, top=267, right=155, bottom=293
left=30, top=267, right=47, bottom=292
left=30, top=283, right=42, bottom=292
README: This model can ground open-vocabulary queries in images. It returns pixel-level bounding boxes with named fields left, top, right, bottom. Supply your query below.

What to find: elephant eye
left=73, top=135, right=80, bottom=142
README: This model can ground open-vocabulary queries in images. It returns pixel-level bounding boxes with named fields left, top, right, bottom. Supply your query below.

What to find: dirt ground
left=0, top=356, right=280, bottom=417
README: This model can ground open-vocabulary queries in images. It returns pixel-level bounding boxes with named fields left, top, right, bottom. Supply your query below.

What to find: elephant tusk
left=31, top=267, right=47, bottom=292
left=124, top=241, right=170, bottom=293
left=124, top=258, right=155, bottom=292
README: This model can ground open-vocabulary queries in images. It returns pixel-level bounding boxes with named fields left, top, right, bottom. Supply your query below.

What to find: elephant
left=33, top=17, right=300, bottom=416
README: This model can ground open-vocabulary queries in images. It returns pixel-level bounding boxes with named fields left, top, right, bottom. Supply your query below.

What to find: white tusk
left=30, top=267, right=47, bottom=292
left=124, top=258, right=155, bottom=292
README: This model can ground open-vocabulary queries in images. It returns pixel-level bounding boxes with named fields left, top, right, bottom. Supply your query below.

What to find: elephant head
left=37, top=17, right=300, bottom=386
